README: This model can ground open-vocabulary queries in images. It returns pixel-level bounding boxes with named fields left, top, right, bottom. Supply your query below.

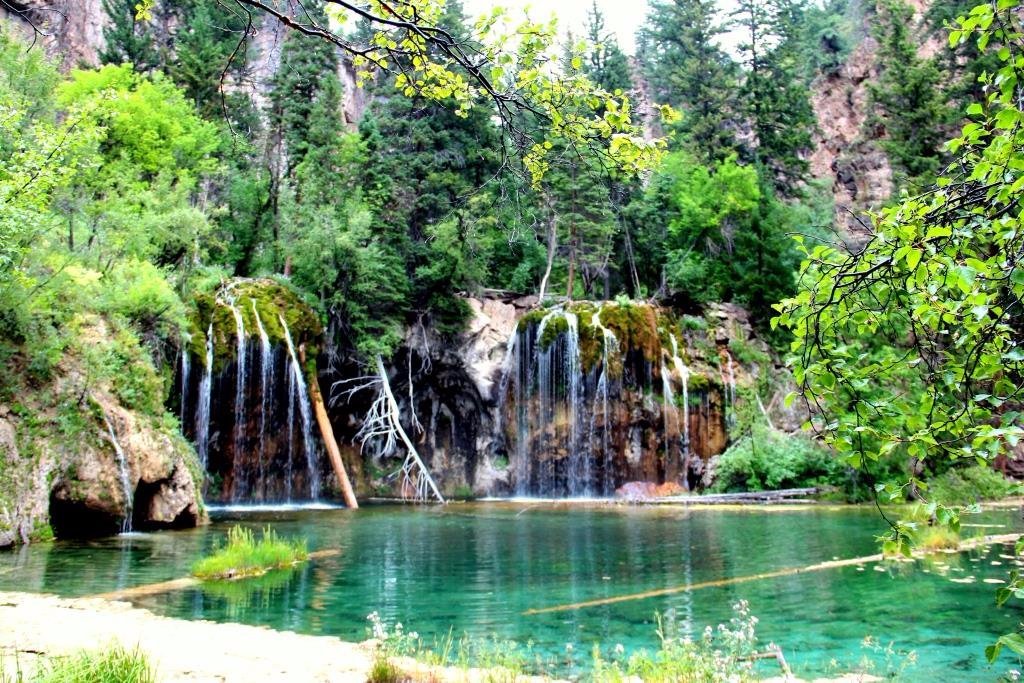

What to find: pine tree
left=731, top=0, right=816, bottom=193
left=637, top=0, right=740, bottom=163
left=100, top=0, right=159, bottom=71
left=869, top=0, right=955, bottom=185
left=541, top=152, right=618, bottom=299
left=583, top=2, right=632, bottom=94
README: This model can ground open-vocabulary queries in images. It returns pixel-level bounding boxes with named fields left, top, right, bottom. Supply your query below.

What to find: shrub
left=925, top=465, right=1015, bottom=505
left=710, top=425, right=844, bottom=493
left=192, top=525, right=308, bottom=580
left=96, top=260, right=187, bottom=344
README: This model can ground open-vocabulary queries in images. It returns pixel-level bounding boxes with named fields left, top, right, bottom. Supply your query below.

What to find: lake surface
left=1, top=502, right=1021, bottom=679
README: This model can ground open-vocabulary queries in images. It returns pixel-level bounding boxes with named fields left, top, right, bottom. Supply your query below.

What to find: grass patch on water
left=2, top=645, right=154, bottom=683
left=914, top=525, right=961, bottom=552
left=192, top=525, right=308, bottom=580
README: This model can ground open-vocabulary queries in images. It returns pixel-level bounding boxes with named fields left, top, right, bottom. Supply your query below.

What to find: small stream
left=1, top=503, right=1021, bottom=679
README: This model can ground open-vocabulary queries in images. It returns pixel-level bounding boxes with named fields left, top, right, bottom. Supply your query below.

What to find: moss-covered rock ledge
left=187, top=278, right=322, bottom=374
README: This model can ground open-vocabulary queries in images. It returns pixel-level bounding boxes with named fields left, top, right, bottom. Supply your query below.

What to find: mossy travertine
left=187, top=278, right=323, bottom=373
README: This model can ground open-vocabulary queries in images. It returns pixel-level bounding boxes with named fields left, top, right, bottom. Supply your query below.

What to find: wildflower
left=565, top=643, right=574, bottom=652
left=614, top=643, right=625, bottom=655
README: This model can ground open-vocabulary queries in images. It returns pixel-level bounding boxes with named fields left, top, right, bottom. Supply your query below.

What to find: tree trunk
left=308, top=372, right=359, bottom=509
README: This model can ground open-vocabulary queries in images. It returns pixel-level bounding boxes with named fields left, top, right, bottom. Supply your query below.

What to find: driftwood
left=741, top=645, right=792, bottom=676
left=524, top=533, right=1023, bottom=615
left=637, top=487, right=822, bottom=505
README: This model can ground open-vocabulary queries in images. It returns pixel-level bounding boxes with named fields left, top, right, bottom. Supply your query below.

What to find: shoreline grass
left=1, top=645, right=154, bottom=683
left=191, top=525, right=308, bottom=581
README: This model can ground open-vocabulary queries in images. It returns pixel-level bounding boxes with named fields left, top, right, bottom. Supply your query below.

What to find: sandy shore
left=0, top=591, right=378, bottom=682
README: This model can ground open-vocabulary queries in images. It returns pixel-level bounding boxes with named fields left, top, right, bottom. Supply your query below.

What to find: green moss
left=681, top=314, right=709, bottom=331
left=728, top=336, right=770, bottom=366
left=29, top=519, right=54, bottom=542
left=538, top=314, right=568, bottom=349
left=517, top=309, right=547, bottom=333
left=598, top=302, right=662, bottom=362
left=186, top=278, right=323, bottom=373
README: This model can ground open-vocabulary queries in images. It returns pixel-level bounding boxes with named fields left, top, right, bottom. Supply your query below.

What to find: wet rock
left=48, top=390, right=203, bottom=537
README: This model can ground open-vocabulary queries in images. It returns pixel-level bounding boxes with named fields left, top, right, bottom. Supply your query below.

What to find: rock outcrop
left=0, top=0, right=106, bottom=70
left=1, top=317, right=205, bottom=547
left=47, top=389, right=202, bottom=537
left=809, top=38, right=893, bottom=245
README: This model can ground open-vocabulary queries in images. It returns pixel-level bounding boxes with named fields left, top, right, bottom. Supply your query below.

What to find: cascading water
left=592, top=313, right=619, bottom=496
left=280, top=315, right=321, bottom=500
left=228, top=300, right=248, bottom=501
left=253, top=303, right=275, bottom=501
left=669, top=334, right=691, bottom=488
left=179, top=333, right=191, bottom=424
left=661, top=359, right=679, bottom=467
left=501, top=303, right=728, bottom=498
left=195, top=324, right=213, bottom=468
left=102, top=413, right=133, bottom=533
left=723, top=349, right=737, bottom=429
left=563, top=311, right=588, bottom=497
left=510, top=308, right=617, bottom=497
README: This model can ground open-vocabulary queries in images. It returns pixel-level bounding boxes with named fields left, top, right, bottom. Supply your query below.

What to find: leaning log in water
left=306, top=359, right=359, bottom=509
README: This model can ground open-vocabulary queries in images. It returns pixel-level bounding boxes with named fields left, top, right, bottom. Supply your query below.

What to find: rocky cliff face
left=809, top=0, right=946, bottom=244
left=809, top=37, right=893, bottom=245
left=1, top=0, right=106, bottom=70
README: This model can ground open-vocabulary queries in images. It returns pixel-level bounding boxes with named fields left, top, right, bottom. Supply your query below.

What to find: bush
left=710, top=425, right=844, bottom=493
left=926, top=465, right=1015, bottom=505
left=192, top=525, right=308, bottom=580
left=96, top=260, right=187, bottom=344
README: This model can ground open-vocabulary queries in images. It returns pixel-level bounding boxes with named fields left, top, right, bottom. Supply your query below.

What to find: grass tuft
left=1, top=645, right=155, bottom=683
left=192, top=525, right=308, bottom=581
left=915, top=525, right=961, bottom=552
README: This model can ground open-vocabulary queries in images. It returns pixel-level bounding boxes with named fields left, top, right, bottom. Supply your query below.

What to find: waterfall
left=512, top=324, right=532, bottom=497
left=592, top=313, right=619, bottom=496
left=279, top=315, right=320, bottom=500
left=285, top=366, right=296, bottom=501
left=669, top=334, right=691, bottom=484
left=102, top=413, right=133, bottom=533
left=660, top=360, right=679, bottom=469
left=227, top=300, right=248, bottom=500
left=253, top=302, right=274, bottom=501
left=509, top=309, right=609, bottom=497
left=195, top=324, right=213, bottom=468
left=563, top=311, right=588, bottom=497
left=723, top=349, right=737, bottom=429
left=179, top=333, right=191, bottom=424
left=501, top=303, right=720, bottom=498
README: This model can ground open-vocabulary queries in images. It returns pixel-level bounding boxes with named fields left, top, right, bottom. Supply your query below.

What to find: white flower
left=614, top=643, right=625, bottom=655
left=565, top=643, right=574, bottom=652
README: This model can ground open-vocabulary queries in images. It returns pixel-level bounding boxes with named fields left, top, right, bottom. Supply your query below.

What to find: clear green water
left=1, top=503, right=1022, bottom=679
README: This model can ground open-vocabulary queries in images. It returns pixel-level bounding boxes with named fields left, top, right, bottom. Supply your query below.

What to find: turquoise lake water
left=1, top=502, right=1022, bottom=679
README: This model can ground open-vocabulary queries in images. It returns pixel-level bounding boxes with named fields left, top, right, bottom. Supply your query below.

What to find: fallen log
left=301, top=345, right=358, bottom=509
